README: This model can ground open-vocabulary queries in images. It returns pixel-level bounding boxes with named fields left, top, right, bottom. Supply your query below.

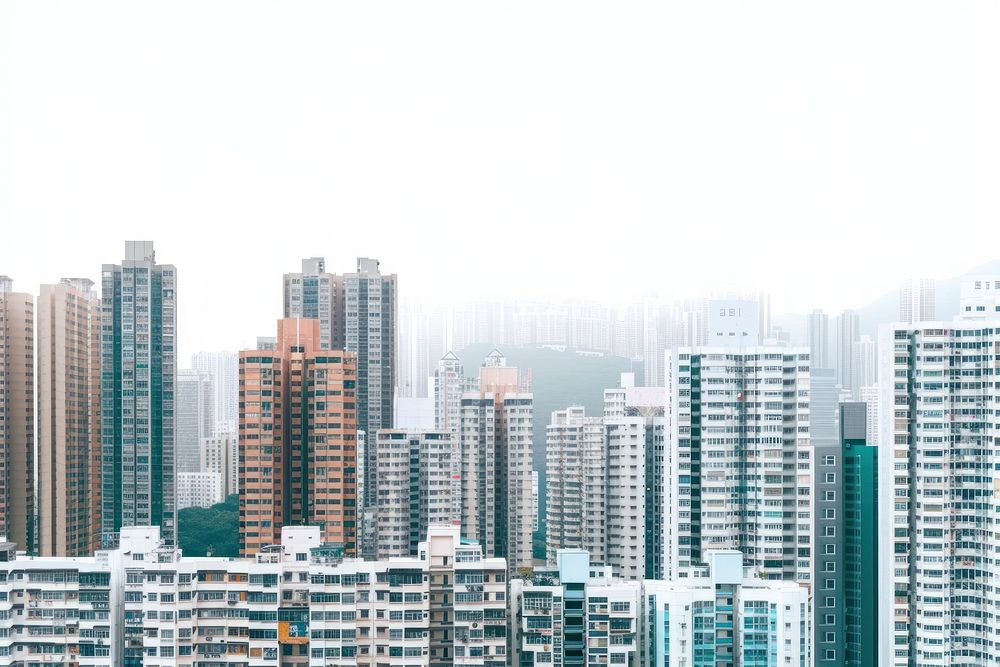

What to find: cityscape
left=2, top=243, right=1000, bottom=665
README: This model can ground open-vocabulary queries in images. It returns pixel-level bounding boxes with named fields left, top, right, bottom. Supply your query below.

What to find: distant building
left=706, top=298, right=759, bottom=347
left=899, top=277, right=935, bottom=323
left=392, top=395, right=435, bottom=430
left=191, top=350, right=239, bottom=433
left=0, top=276, right=34, bottom=552
left=959, top=275, right=1000, bottom=318
left=175, top=369, right=214, bottom=473
left=100, top=241, right=177, bottom=546
left=808, top=309, right=830, bottom=368
left=837, top=309, right=860, bottom=396
left=201, top=432, right=238, bottom=498
left=282, top=256, right=343, bottom=351
left=37, top=278, right=102, bottom=557
left=176, top=471, right=223, bottom=509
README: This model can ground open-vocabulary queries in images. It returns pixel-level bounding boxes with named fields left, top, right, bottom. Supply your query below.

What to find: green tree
left=177, top=494, right=240, bottom=557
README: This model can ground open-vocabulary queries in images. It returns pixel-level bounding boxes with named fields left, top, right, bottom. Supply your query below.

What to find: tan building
left=37, top=278, right=102, bottom=557
left=201, top=431, right=238, bottom=498
left=239, top=318, right=358, bottom=556
left=0, top=276, right=34, bottom=552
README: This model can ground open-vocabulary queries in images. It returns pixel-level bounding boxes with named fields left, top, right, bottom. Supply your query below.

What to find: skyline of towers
left=0, top=276, right=34, bottom=552
left=238, top=318, right=359, bottom=556
left=37, top=277, right=101, bottom=557
left=99, top=241, right=177, bottom=547
left=175, top=368, right=214, bottom=473
left=190, top=349, right=238, bottom=431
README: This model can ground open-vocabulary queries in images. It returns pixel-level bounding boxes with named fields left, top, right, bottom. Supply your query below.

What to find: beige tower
left=38, top=278, right=102, bottom=556
left=0, top=276, right=34, bottom=552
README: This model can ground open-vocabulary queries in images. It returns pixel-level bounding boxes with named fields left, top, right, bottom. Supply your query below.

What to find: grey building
left=808, top=309, right=830, bottom=369
left=100, top=241, right=177, bottom=546
left=175, top=369, right=213, bottom=473
left=836, top=309, right=859, bottom=396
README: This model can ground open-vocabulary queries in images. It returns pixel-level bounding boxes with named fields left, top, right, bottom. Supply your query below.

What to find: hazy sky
left=3, top=1, right=998, bottom=360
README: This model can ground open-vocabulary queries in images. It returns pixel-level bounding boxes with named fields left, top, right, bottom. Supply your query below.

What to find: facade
left=644, top=551, right=812, bottom=667
left=201, top=432, right=239, bottom=498
left=852, top=334, right=876, bottom=393
left=880, top=322, right=1000, bottom=666
left=344, top=258, right=397, bottom=511
left=706, top=298, right=760, bottom=347
left=282, top=257, right=344, bottom=351
left=0, top=277, right=34, bottom=552
left=668, top=347, right=813, bottom=587
left=374, top=430, right=455, bottom=559
left=544, top=407, right=605, bottom=565
left=459, top=351, right=534, bottom=571
left=510, top=550, right=641, bottom=667
left=840, top=401, right=878, bottom=667
left=191, top=350, right=239, bottom=433
left=959, top=275, right=1000, bottom=318
left=434, top=351, right=470, bottom=519
left=176, top=471, right=223, bottom=509
left=899, top=277, right=936, bottom=323
left=239, top=318, right=359, bottom=556
left=37, top=278, right=102, bottom=557
left=604, top=374, right=666, bottom=581
left=176, top=368, right=214, bottom=473
left=100, top=241, right=177, bottom=547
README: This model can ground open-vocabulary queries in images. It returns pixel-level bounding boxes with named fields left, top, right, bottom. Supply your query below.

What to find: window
left=824, top=526, right=836, bottom=537
left=824, top=490, right=836, bottom=502
left=825, top=544, right=836, bottom=555
left=824, top=473, right=835, bottom=484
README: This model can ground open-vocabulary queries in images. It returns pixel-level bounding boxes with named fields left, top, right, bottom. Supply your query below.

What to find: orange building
left=239, top=318, right=358, bottom=556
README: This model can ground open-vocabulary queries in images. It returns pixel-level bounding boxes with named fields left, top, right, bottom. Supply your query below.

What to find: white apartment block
left=0, top=524, right=507, bottom=667
left=545, top=407, right=605, bottom=565
left=510, top=550, right=641, bottom=667
left=959, top=275, right=1000, bottom=319
left=668, top=348, right=813, bottom=587
left=374, top=430, right=455, bottom=559
left=644, top=551, right=812, bottom=667
left=201, top=433, right=239, bottom=498
left=0, top=540, right=113, bottom=666
left=880, top=322, right=1000, bottom=667
left=603, top=374, right=666, bottom=581
left=858, top=384, right=881, bottom=448
left=176, top=472, right=224, bottom=510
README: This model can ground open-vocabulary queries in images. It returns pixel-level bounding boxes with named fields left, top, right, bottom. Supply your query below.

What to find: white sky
left=2, top=1, right=998, bottom=359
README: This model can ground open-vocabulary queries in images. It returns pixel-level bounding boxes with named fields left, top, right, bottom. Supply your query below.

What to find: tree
left=177, top=494, right=239, bottom=557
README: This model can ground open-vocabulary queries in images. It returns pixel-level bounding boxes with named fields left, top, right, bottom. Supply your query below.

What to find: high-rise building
left=668, top=347, right=813, bottom=587
left=37, top=278, right=101, bottom=557
left=282, top=257, right=344, bottom=351
left=434, top=351, right=467, bottom=519
left=836, top=309, right=860, bottom=395
left=604, top=373, right=666, bottom=581
left=839, top=401, right=878, bottom=667
left=238, top=318, right=358, bottom=556
left=459, top=350, right=534, bottom=571
left=191, top=350, right=239, bottom=432
left=373, top=430, right=455, bottom=558
left=881, top=323, right=1000, bottom=666
left=899, top=277, right=935, bottom=323
left=858, top=384, right=880, bottom=447
left=0, top=276, right=34, bottom=552
left=201, top=432, right=238, bottom=498
left=100, top=241, right=177, bottom=547
left=808, top=309, right=830, bottom=368
left=344, top=257, right=397, bottom=511
left=545, top=406, right=605, bottom=564
left=175, top=368, right=214, bottom=473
